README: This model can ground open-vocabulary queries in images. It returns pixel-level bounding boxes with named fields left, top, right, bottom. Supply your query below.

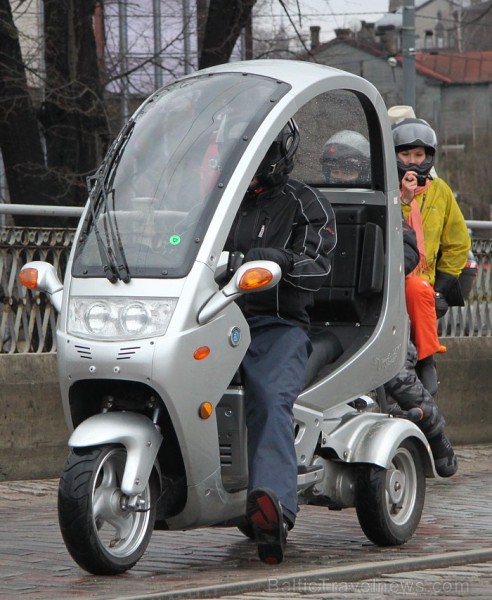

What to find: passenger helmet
left=320, top=130, right=370, bottom=184
left=392, top=118, right=437, bottom=181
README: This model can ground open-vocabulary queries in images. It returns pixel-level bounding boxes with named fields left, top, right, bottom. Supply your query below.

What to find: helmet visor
left=392, top=120, right=437, bottom=151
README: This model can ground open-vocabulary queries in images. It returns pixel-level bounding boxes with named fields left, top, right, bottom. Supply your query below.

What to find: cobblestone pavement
left=206, top=561, right=492, bottom=599
left=0, top=445, right=491, bottom=600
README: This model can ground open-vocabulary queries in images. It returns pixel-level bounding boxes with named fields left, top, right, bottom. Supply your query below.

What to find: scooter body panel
left=69, top=412, right=163, bottom=496
left=320, top=412, right=435, bottom=473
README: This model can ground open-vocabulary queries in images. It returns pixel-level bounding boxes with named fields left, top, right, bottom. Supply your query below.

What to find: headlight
left=68, top=297, right=177, bottom=340
left=122, top=302, right=150, bottom=335
left=85, top=302, right=111, bottom=334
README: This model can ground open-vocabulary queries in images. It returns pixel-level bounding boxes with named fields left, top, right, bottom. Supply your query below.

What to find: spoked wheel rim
left=384, top=446, right=418, bottom=526
left=91, top=447, right=152, bottom=559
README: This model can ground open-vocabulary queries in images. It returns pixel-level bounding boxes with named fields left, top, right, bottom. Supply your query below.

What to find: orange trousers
left=405, top=275, right=441, bottom=361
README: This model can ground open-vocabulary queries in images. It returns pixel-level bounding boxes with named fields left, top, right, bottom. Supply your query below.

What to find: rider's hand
left=244, top=247, right=292, bottom=275
left=400, top=171, right=418, bottom=203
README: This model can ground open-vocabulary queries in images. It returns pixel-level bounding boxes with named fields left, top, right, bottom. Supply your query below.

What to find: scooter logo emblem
left=229, top=326, right=241, bottom=347
left=169, top=234, right=181, bottom=245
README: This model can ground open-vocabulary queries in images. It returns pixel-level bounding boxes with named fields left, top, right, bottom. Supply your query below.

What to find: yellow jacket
left=401, top=177, right=470, bottom=286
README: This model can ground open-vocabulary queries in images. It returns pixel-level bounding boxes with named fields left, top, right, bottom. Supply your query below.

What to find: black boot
left=429, top=432, right=458, bottom=477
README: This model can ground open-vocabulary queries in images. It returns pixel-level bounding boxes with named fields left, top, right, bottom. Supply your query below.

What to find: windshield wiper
left=88, top=186, right=119, bottom=284
left=99, top=185, right=130, bottom=283
left=80, top=120, right=136, bottom=283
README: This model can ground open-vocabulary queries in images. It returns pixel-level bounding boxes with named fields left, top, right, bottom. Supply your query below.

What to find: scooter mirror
left=198, top=260, right=281, bottom=325
left=19, top=261, right=64, bottom=312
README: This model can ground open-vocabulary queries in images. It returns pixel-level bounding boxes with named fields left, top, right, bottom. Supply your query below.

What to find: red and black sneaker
left=246, top=488, right=288, bottom=565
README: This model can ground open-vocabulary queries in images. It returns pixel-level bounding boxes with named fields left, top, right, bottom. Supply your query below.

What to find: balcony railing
left=0, top=205, right=490, bottom=353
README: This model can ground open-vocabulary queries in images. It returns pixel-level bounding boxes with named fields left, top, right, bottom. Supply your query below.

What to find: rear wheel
left=355, top=439, right=425, bottom=546
left=58, top=445, right=159, bottom=575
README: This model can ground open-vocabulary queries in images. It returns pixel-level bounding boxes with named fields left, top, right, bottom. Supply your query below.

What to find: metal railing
left=440, top=235, right=492, bottom=338
left=0, top=205, right=490, bottom=353
left=0, top=226, right=75, bottom=353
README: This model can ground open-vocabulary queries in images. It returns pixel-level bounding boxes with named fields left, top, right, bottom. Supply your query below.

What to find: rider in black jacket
left=225, top=120, right=336, bottom=565
left=226, top=179, right=336, bottom=330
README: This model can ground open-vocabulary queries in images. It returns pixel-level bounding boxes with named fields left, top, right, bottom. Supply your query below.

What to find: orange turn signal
left=238, top=267, right=273, bottom=291
left=199, top=402, right=213, bottom=419
left=193, top=346, right=210, bottom=360
left=19, top=268, right=39, bottom=289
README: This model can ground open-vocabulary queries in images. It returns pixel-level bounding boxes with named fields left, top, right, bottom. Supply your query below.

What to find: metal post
left=402, top=0, right=416, bottom=109
left=182, top=0, right=190, bottom=75
left=119, top=0, right=129, bottom=123
left=153, top=0, right=163, bottom=89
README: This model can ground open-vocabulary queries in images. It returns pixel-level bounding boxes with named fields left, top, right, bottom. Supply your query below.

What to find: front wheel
left=58, top=445, right=159, bottom=575
left=355, top=439, right=425, bottom=546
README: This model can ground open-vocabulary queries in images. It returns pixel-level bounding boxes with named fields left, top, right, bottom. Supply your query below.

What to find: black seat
left=304, top=328, right=343, bottom=386
left=309, top=205, right=384, bottom=324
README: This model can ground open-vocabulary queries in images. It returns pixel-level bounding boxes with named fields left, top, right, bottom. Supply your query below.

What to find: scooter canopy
left=73, top=72, right=292, bottom=281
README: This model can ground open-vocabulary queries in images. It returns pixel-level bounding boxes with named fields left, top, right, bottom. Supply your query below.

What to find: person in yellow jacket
left=392, top=116, right=470, bottom=383
left=391, top=117, right=469, bottom=478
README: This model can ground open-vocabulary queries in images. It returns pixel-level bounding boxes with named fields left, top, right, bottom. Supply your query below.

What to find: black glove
left=243, top=247, right=292, bottom=276
left=226, top=251, right=244, bottom=278
left=434, top=270, right=464, bottom=318
left=434, top=290, right=449, bottom=319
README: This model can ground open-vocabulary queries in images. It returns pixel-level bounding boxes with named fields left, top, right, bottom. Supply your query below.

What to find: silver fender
left=68, top=412, right=163, bottom=496
left=322, top=413, right=435, bottom=476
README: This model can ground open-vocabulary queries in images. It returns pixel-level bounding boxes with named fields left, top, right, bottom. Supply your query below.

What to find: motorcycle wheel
left=355, top=438, right=425, bottom=546
left=58, top=444, right=159, bottom=575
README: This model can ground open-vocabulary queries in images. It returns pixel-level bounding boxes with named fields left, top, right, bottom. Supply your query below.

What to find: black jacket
left=225, top=178, right=336, bottom=329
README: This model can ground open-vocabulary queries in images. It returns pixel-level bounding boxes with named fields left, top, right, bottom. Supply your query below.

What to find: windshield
left=72, top=73, right=290, bottom=280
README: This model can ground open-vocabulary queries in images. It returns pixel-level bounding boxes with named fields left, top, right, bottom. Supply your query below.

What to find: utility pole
left=402, top=0, right=416, bottom=109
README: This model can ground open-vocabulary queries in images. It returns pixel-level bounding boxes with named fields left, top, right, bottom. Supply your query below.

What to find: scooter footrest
left=297, top=464, right=324, bottom=486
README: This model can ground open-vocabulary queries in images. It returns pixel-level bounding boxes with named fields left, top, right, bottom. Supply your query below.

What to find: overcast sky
left=255, top=1, right=390, bottom=46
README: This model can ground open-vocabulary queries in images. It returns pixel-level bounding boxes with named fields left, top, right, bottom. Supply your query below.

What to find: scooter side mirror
left=19, top=261, right=64, bottom=312
left=198, top=260, right=281, bottom=325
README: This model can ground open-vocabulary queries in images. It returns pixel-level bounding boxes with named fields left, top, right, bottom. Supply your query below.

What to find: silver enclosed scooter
left=20, top=59, right=435, bottom=575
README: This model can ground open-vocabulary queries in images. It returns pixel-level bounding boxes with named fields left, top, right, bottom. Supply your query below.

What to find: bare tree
left=39, top=0, right=109, bottom=207
left=0, top=0, right=108, bottom=225
left=439, top=136, right=492, bottom=221
left=199, top=0, right=257, bottom=69
left=0, top=0, right=59, bottom=224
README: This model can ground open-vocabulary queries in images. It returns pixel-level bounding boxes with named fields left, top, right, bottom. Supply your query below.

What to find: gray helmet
left=392, top=118, right=437, bottom=152
left=392, top=118, right=437, bottom=181
left=320, top=130, right=370, bottom=184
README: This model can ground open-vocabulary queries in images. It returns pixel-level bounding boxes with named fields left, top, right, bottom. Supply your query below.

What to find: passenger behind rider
left=226, top=120, right=337, bottom=565
left=391, top=118, right=471, bottom=395
left=320, top=130, right=458, bottom=477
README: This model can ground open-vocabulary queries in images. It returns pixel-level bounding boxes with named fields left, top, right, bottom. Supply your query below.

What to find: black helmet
left=320, top=130, right=370, bottom=184
left=392, top=118, right=437, bottom=181
left=255, top=119, right=300, bottom=188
